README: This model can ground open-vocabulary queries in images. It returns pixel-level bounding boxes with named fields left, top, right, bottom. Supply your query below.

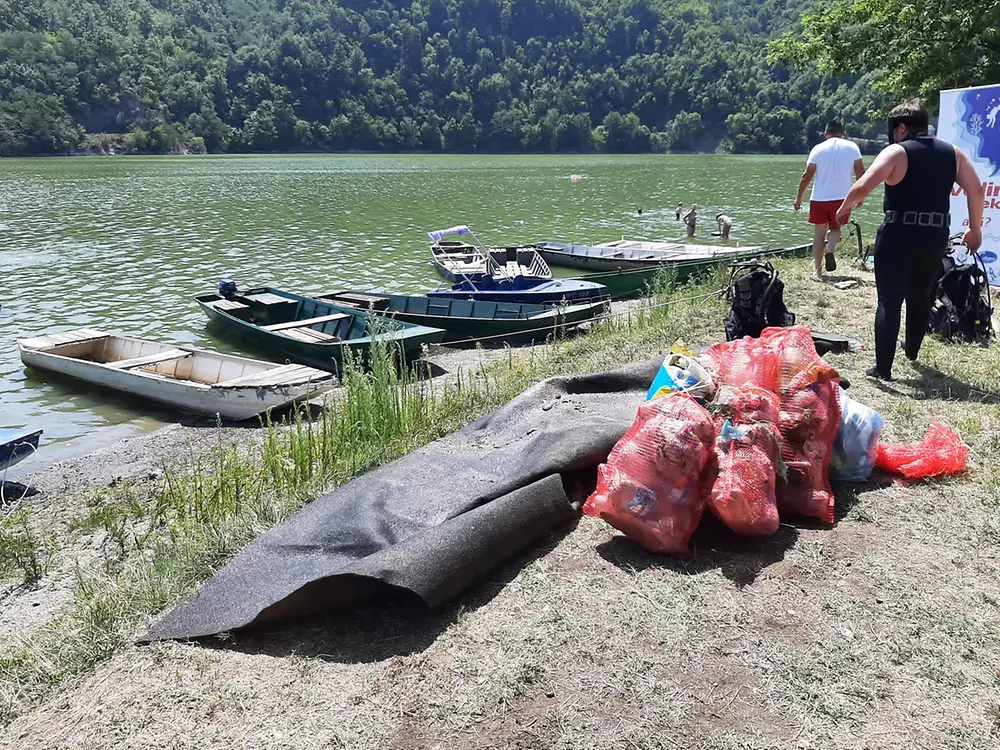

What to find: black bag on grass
left=928, top=254, right=994, bottom=344
left=724, top=261, right=796, bottom=341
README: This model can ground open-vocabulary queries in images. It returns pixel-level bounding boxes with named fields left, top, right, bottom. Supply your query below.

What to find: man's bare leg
left=825, top=225, right=842, bottom=272
left=827, top=226, right=842, bottom=255
left=812, top=223, right=827, bottom=277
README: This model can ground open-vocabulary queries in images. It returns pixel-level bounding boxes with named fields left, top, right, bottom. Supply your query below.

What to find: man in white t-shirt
left=794, top=120, right=865, bottom=279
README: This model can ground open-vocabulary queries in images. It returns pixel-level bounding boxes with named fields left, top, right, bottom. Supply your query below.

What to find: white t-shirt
left=807, top=137, right=862, bottom=202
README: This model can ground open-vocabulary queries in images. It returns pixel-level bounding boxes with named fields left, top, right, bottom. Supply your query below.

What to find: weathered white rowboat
left=18, top=329, right=334, bottom=420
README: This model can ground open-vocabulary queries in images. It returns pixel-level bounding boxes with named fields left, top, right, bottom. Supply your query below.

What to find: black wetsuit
left=873, top=136, right=957, bottom=378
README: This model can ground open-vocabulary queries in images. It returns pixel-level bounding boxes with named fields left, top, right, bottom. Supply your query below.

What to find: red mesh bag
left=875, top=422, right=969, bottom=478
left=704, top=327, right=841, bottom=524
left=704, top=326, right=839, bottom=397
left=713, top=385, right=780, bottom=425
left=703, top=336, right=780, bottom=393
left=758, top=326, right=838, bottom=393
left=708, top=420, right=782, bottom=536
left=583, top=393, right=715, bottom=557
left=777, top=381, right=841, bottom=523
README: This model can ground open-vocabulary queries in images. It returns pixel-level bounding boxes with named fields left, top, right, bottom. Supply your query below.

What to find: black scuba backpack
left=928, top=253, right=994, bottom=343
left=724, top=261, right=796, bottom=341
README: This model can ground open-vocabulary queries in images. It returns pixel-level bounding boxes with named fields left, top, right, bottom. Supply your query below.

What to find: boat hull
left=535, top=240, right=774, bottom=272
left=19, top=332, right=333, bottom=420
left=0, top=428, right=42, bottom=471
left=326, top=292, right=608, bottom=344
left=198, top=289, right=445, bottom=373
left=427, top=278, right=607, bottom=305
left=535, top=243, right=669, bottom=271
left=568, top=243, right=812, bottom=300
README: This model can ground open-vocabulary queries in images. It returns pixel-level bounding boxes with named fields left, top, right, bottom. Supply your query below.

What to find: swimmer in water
left=714, top=214, right=733, bottom=240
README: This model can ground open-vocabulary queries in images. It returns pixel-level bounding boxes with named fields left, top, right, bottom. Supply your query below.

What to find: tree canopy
left=770, top=0, right=1000, bottom=107
left=0, top=0, right=886, bottom=156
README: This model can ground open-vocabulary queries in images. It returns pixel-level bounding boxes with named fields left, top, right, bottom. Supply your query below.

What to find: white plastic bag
left=830, top=386, right=885, bottom=482
left=646, top=353, right=716, bottom=401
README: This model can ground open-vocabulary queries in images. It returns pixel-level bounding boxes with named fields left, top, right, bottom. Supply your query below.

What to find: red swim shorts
left=809, top=199, right=846, bottom=228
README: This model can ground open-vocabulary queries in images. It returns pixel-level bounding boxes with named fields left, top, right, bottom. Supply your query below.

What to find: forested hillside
left=0, top=0, right=888, bottom=156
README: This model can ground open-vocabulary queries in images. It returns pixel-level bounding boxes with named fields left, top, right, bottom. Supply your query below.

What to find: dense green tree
left=663, top=111, right=703, bottom=152
left=0, top=0, right=883, bottom=155
left=770, top=0, right=1000, bottom=103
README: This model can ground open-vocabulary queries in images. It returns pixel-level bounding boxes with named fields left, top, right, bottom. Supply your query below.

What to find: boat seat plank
left=215, top=364, right=329, bottom=388
left=281, top=328, right=338, bottom=343
left=212, top=299, right=250, bottom=312
left=106, top=349, right=192, bottom=370
left=20, top=328, right=107, bottom=351
left=261, top=313, right=351, bottom=332
left=319, top=292, right=390, bottom=311
left=244, top=292, right=296, bottom=306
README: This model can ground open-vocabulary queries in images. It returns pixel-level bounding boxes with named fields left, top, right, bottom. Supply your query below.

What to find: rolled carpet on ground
left=145, top=358, right=661, bottom=641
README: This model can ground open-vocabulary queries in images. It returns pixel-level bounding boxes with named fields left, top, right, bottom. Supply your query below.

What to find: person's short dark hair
left=824, top=120, right=844, bottom=136
left=716, top=214, right=723, bottom=221
left=888, top=99, right=930, bottom=131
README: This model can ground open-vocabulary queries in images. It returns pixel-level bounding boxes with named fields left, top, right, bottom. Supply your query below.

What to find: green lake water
left=0, top=153, right=882, bottom=461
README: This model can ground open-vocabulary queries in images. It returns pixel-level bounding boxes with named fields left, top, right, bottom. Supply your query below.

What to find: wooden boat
left=18, top=330, right=334, bottom=420
left=534, top=239, right=770, bottom=271
left=431, top=241, right=552, bottom=282
left=318, top=291, right=608, bottom=345
left=568, top=243, right=812, bottom=300
left=0, top=427, right=42, bottom=471
left=197, top=286, right=445, bottom=373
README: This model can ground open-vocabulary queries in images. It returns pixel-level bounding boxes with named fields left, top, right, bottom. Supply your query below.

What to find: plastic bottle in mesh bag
left=583, top=393, right=715, bottom=557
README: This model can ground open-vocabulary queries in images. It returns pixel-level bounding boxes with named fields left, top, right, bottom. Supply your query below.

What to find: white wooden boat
left=18, top=329, right=335, bottom=420
left=594, top=238, right=767, bottom=261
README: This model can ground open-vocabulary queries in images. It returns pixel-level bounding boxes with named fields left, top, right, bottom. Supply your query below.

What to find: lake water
left=0, top=153, right=881, bottom=462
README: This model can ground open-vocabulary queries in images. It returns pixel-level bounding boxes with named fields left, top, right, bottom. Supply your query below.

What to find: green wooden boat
left=196, top=286, right=445, bottom=374
left=569, top=243, right=811, bottom=300
left=317, top=291, right=609, bottom=345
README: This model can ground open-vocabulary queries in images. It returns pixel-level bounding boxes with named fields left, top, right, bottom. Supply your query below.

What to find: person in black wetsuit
left=835, top=100, right=985, bottom=380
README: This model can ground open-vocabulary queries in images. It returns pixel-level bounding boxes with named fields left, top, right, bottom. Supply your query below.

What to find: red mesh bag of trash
left=777, top=381, right=841, bottom=524
left=708, top=420, right=782, bottom=536
left=704, top=326, right=839, bottom=396
left=759, top=326, right=838, bottom=393
left=875, top=422, right=969, bottom=478
left=703, top=336, right=780, bottom=393
left=583, top=393, right=715, bottom=557
left=705, top=327, right=841, bottom=524
left=713, top=384, right=780, bottom=425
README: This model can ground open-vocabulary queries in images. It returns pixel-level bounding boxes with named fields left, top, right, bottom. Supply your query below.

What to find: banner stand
left=938, top=83, right=1000, bottom=286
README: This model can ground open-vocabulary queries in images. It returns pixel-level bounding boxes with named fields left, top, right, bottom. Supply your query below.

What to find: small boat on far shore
left=0, top=428, right=42, bottom=471
left=18, top=330, right=334, bottom=420
left=319, top=291, right=608, bottom=345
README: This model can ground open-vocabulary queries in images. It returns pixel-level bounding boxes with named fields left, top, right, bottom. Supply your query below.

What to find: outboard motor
left=219, top=278, right=238, bottom=297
